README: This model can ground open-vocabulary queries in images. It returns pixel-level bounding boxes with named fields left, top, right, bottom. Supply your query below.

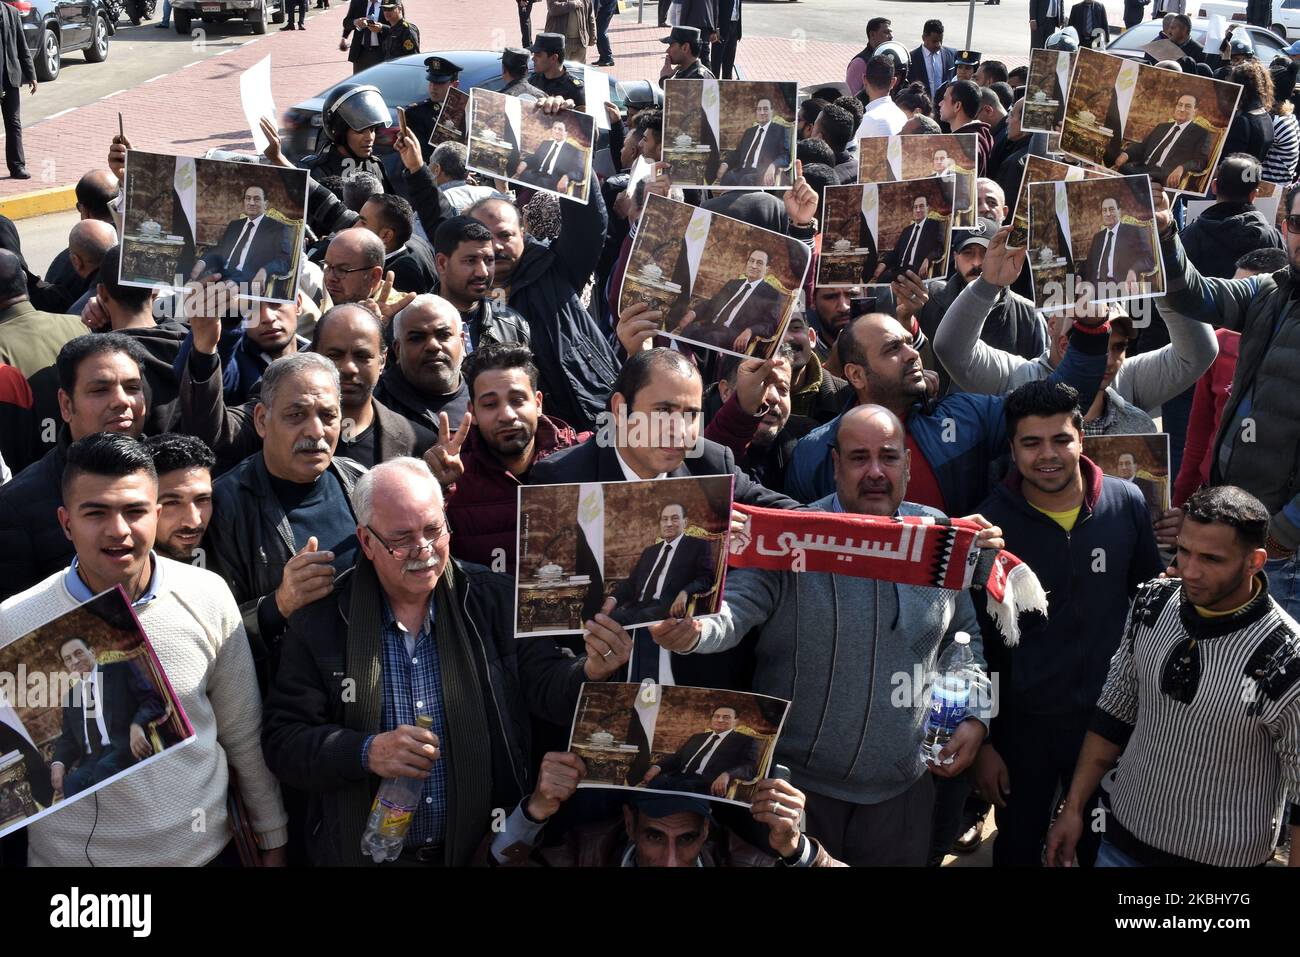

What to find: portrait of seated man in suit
left=608, top=502, right=714, bottom=627
left=931, top=147, right=972, bottom=222
left=1115, top=451, right=1163, bottom=520
left=515, top=120, right=585, bottom=194
left=190, top=186, right=293, bottom=289
left=714, top=98, right=791, bottom=188
left=1081, top=196, right=1154, bottom=291
left=50, top=636, right=166, bottom=799
left=874, top=195, right=947, bottom=282
left=671, top=249, right=784, bottom=353
left=638, top=705, right=761, bottom=797
left=1112, top=93, right=1211, bottom=187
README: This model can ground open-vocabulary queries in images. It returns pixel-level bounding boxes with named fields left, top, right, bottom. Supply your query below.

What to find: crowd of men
left=0, top=5, right=1297, bottom=871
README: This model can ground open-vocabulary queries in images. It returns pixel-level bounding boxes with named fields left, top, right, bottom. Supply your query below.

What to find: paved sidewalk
left=0, top=2, right=1028, bottom=203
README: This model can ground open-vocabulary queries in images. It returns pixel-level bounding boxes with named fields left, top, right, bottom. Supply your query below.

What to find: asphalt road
left=27, top=5, right=342, bottom=125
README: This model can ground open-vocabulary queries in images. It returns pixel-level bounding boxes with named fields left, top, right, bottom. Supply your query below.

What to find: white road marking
left=145, top=73, right=168, bottom=83
left=46, top=107, right=76, bottom=119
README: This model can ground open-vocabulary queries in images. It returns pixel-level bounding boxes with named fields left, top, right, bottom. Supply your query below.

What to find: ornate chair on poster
left=264, top=207, right=303, bottom=302
left=1121, top=213, right=1163, bottom=293
left=740, top=275, right=798, bottom=358
left=725, top=725, right=778, bottom=803
left=1118, top=115, right=1224, bottom=195
left=684, top=523, right=727, bottom=616
left=96, top=646, right=186, bottom=755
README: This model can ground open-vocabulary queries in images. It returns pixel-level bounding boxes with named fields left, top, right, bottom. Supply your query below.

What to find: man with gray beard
left=204, top=353, right=367, bottom=693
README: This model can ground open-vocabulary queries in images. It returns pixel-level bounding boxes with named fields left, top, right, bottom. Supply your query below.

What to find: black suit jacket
left=885, top=217, right=947, bottom=276
left=385, top=237, right=437, bottom=294
left=1067, top=0, right=1109, bottom=47
left=343, top=0, right=385, bottom=62
left=724, top=123, right=790, bottom=176
left=520, top=139, right=584, bottom=189
left=528, top=436, right=797, bottom=690
left=51, top=662, right=166, bottom=771
left=1030, top=0, right=1063, bottom=20
left=715, top=0, right=741, bottom=39
left=0, top=2, right=35, bottom=90
left=656, top=729, right=760, bottom=781
left=679, top=0, right=718, bottom=35
left=908, top=46, right=956, bottom=100
left=687, top=277, right=783, bottom=349
left=612, top=534, right=713, bottom=611
left=1126, top=120, right=1212, bottom=179
left=1084, top=221, right=1154, bottom=283
left=198, top=216, right=292, bottom=284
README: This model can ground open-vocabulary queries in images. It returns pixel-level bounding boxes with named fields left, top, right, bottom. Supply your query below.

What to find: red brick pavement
left=0, top=3, right=1029, bottom=202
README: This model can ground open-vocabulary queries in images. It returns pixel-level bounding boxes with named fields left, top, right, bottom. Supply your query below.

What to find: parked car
left=3, top=0, right=113, bottom=82
left=281, top=48, right=598, bottom=162
left=169, top=0, right=283, bottom=34
left=1196, top=0, right=1295, bottom=41
left=1106, top=18, right=1288, bottom=62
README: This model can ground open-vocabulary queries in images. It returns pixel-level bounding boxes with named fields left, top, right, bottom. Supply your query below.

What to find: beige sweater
left=0, top=557, right=288, bottom=866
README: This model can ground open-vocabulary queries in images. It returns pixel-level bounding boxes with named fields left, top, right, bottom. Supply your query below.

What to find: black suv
left=4, top=0, right=113, bottom=83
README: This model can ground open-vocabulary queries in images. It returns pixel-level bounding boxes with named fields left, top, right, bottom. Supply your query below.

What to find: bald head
left=392, top=293, right=467, bottom=398
left=836, top=312, right=927, bottom=411
left=832, top=403, right=910, bottom=516
left=68, top=220, right=118, bottom=279
left=76, top=170, right=120, bottom=222
left=323, top=227, right=386, bottom=304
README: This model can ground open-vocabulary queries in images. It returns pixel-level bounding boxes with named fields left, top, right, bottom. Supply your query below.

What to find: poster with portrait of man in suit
left=120, top=151, right=309, bottom=305
left=0, top=588, right=194, bottom=840
left=1008, top=154, right=1116, bottom=248
left=1026, top=173, right=1163, bottom=313
left=514, top=475, right=733, bottom=638
left=1084, top=433, right=1171, bottom=523
left=819, top=177, right=955, bottom=291
left=662, top=79, right=798, bottom=189
left=1059, top=47, right=1241, bottom=196
left=857, top=133, right=978, bottom=227
left=1022, top=49, right=1076, bottom=134
left=619, top=193, right=810, bottom=360
left=467, top=87, right=595, bottom=203
left=567, top=682, right=790, bottom=807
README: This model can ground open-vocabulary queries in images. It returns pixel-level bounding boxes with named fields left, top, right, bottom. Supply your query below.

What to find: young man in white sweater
left=0, top=432, right=288, bottom=866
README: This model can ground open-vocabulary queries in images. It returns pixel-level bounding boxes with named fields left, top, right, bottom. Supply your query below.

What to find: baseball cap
left=953, top=217, right=1001, bottom=251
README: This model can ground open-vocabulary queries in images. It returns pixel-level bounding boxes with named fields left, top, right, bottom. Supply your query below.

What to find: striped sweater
left=0, top=558, right=288, bottom=866
left=1091, top=576, right=1300, bottom=867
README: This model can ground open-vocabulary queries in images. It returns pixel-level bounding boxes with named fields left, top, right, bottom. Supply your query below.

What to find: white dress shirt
left=685, top=727, right=733, bottom=775
left=612, top=447, right=676, bottom=684
left=231, top=214, right=263, bottom=274
left=854, top=94, right=909, bottom=140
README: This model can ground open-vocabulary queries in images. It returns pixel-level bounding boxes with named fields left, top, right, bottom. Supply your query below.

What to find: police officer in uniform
left=502, top=47, right=546, bottom=98
left=301, top=83, right=395, bottom=192
left=935, top=50, right=980, bottom=116
left=378, top=1, right=420, bottom=60
left=659, top=25, right=715, bottom=82
left=404, top=56, right=464, bottom=165
left=529, top=32, right=585, bottom=107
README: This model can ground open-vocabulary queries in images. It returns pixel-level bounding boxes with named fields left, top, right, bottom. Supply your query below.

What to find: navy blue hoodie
left=973, top=455, right=1163, bottom=730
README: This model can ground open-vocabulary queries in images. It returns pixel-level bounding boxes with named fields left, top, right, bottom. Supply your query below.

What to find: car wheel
left=250, top=1, right=267, bottom=32
left=84, top=13, right=109, bottom=61
left=271, top=0, right=284, bottom=22
left=174, top=10, right=191, bottom=30
left=35, top=26, right=59, bottom=82
left=1272, top=23, right=1287, bottom=40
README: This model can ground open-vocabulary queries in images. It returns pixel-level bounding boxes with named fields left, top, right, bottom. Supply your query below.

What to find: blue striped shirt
left=364, top=596, right=448, bottom=850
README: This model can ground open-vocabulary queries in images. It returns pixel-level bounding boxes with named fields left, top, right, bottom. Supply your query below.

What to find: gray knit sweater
left=932, top=276, right=1218, bottom=415
left=690, top=499, right=987, bottom=805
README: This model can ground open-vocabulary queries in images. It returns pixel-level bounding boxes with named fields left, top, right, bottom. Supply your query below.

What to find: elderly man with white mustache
left=204, top=352, right=368, bottom=698
left=262, top=456, right=622, bottom=866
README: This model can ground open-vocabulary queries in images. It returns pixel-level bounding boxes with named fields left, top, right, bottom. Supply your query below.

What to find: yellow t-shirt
left=1194, top=578, right=1261, bottom=618
left=1030, top=502, right=1081, bottom=532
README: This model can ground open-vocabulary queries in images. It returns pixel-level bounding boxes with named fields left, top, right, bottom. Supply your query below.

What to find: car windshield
left=1113, top=22, right=1283, bottom=57
left=325, top=63, right=429, bottom=108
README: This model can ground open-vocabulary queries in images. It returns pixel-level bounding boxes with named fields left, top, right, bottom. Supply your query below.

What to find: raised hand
left=423, top=411, right=471, bottom=487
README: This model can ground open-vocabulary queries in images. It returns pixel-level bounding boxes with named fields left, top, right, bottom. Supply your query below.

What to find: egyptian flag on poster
left=171, top=156, right=199, bottom=281
left=667, top=204, right=712, bottom=324
left=502, top=93, right=524, bottom=178
left=624, top=678, right=660, bottom=786
left=575, top=482, right=606, bottom=621
left=700, top=79, right=722, bottom=183
left=1053, top=180, right=1074, bottom=265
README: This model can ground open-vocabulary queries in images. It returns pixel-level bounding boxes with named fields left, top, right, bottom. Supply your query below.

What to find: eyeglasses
left=1286, top=215, right=1300, bottom=233
left=323, top=263, right=373, bottom=277
left=365, top=523, right=450, bottom=561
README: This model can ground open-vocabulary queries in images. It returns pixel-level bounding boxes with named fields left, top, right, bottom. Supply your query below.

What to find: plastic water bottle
left=360, top=714, right=433, bottom=863
left=921, top=633, right=974, bottom=765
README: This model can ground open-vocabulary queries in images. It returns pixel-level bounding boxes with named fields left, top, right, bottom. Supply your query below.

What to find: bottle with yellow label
left=360, top=714, right=433, bottom=863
